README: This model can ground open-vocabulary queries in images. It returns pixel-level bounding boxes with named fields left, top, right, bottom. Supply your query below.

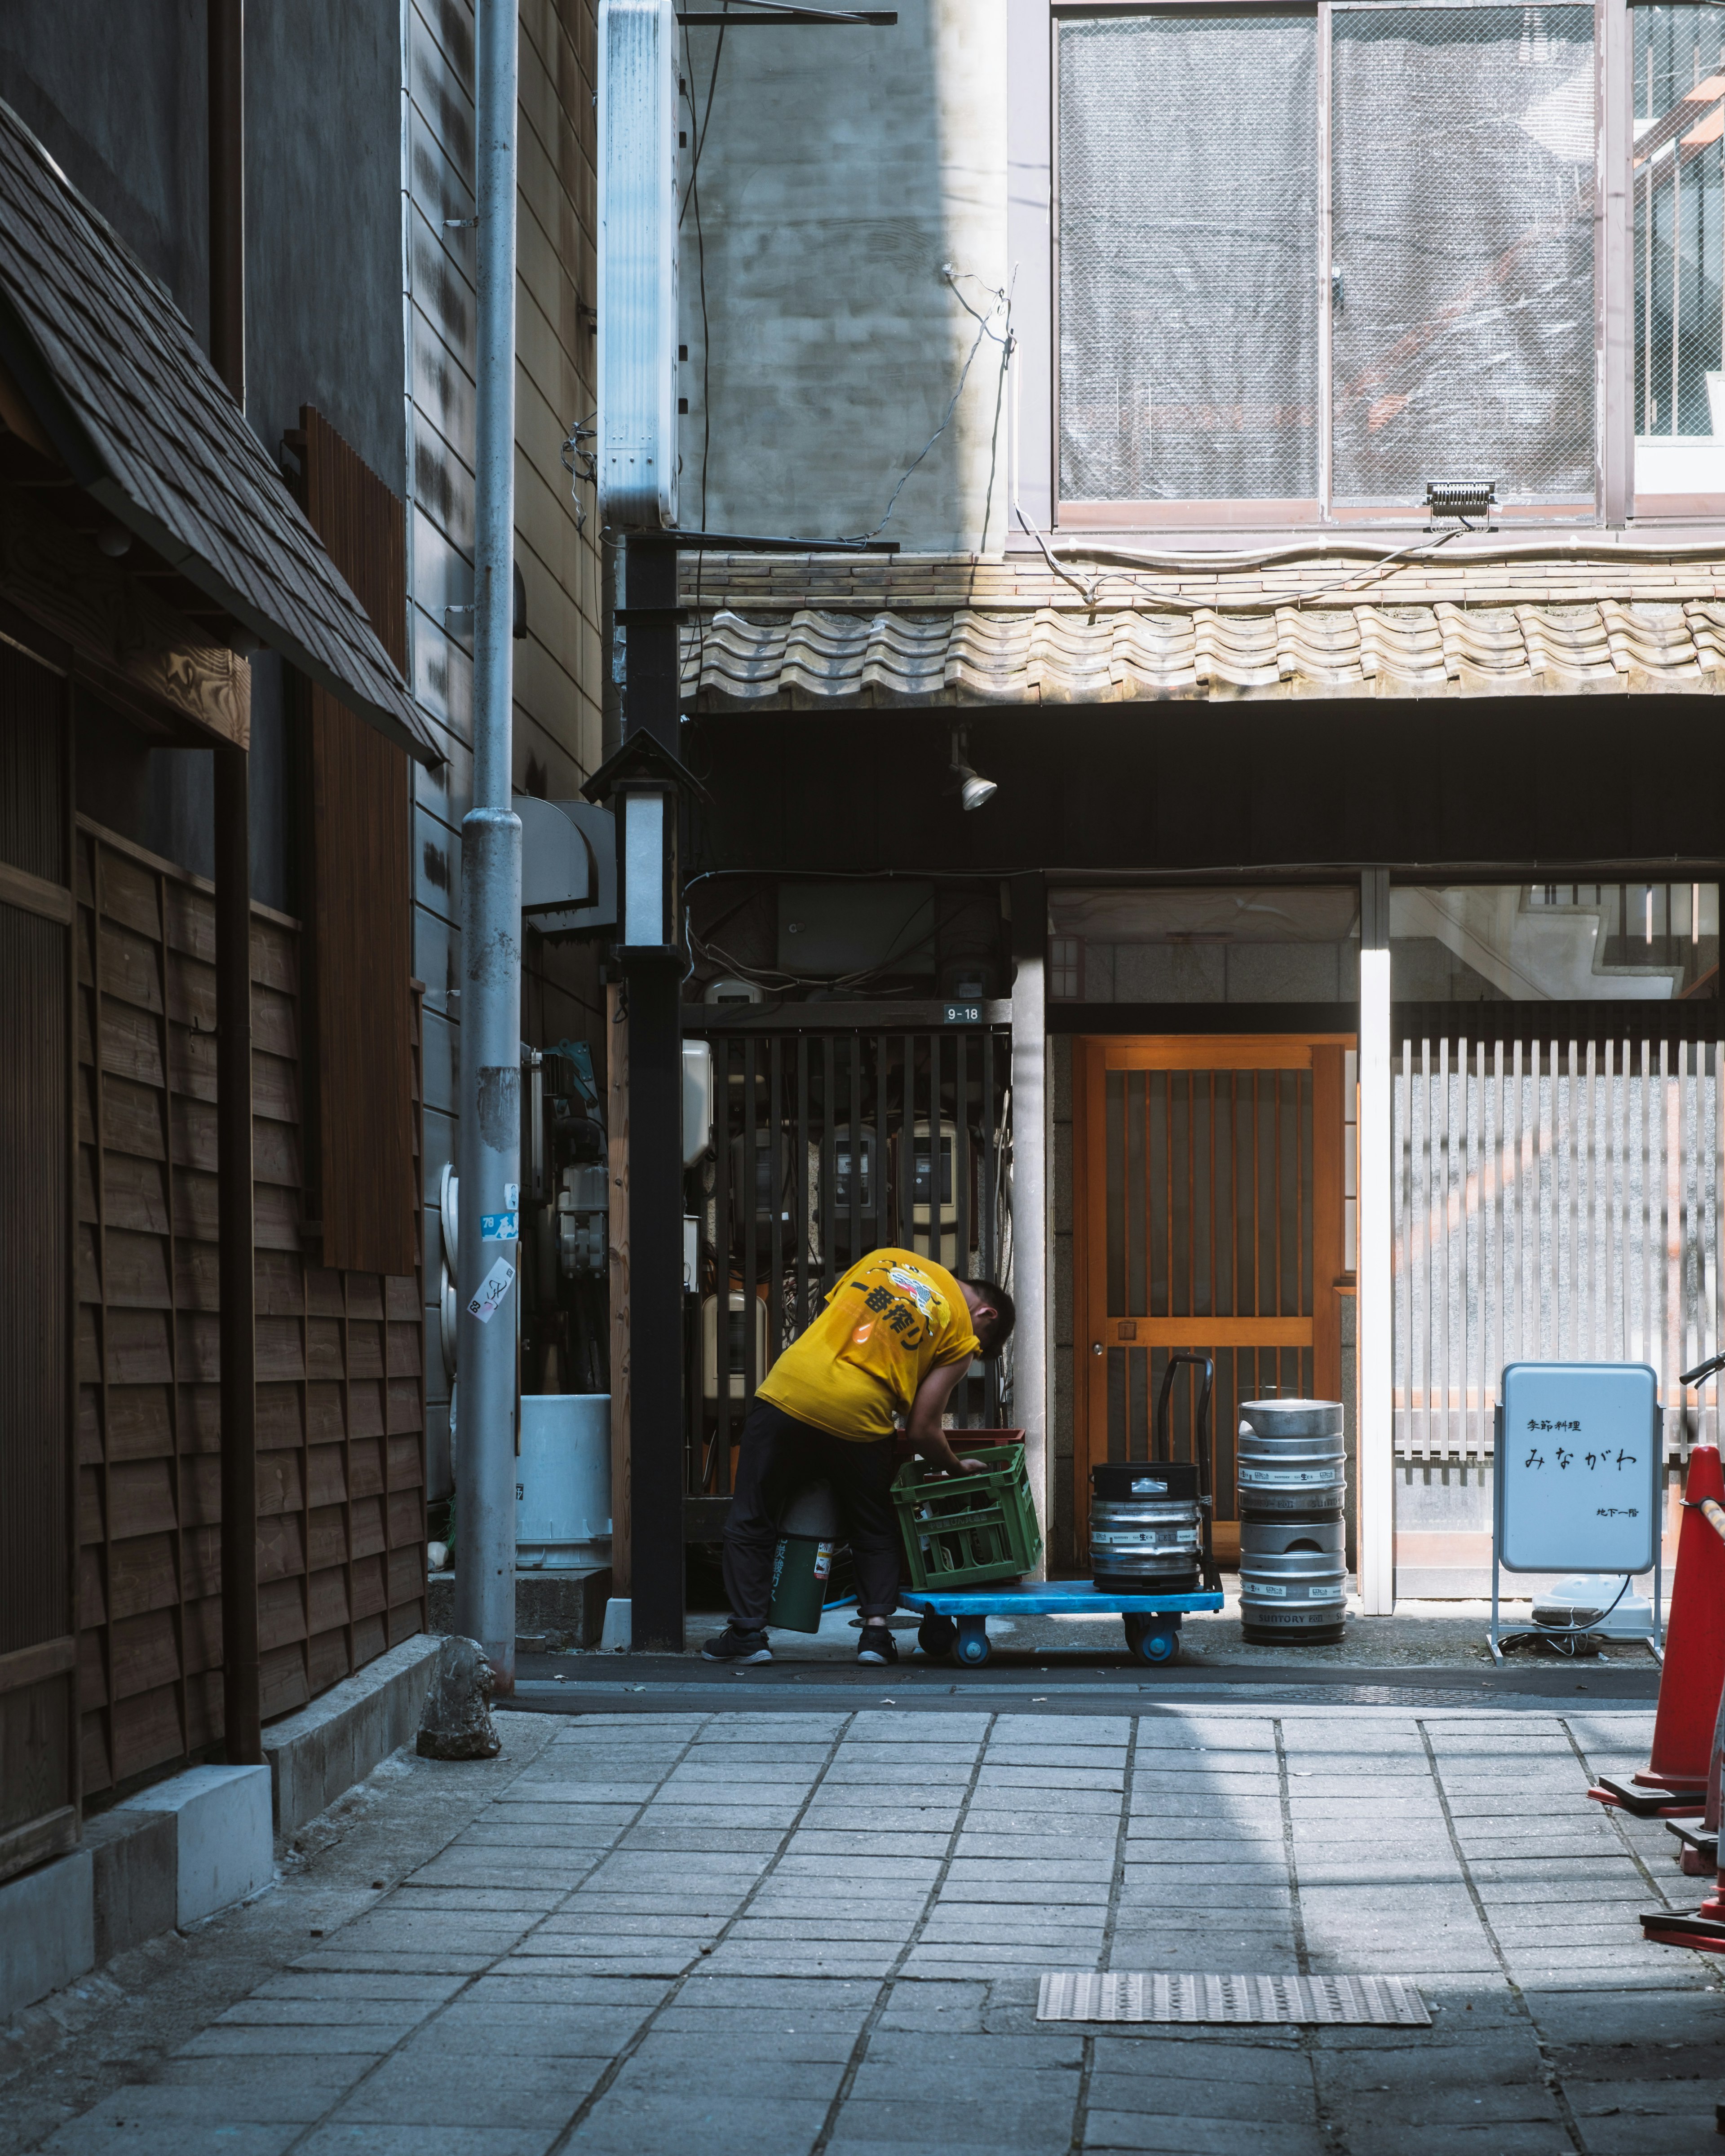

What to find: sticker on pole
left=467, top=1254, right=515, bottom=1324
left=480, top=1211, right=519, bottom=1242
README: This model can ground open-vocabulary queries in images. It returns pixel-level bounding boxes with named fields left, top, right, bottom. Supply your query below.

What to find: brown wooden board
left=0, top=635, right=78, bottom=1880
left=291, top=407, right=414, bottom=1279
left=75, top=816, right=424, bottom=1793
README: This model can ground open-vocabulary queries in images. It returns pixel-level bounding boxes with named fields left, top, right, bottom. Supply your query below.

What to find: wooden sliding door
left=1074, top=1038, right=1350, bottom=1561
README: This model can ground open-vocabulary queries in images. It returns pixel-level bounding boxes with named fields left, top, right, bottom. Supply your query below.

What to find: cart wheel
left=1126, top=1617, right=1177, bottom=1665
left=954, top=1619, right=991, bottom=1666
left=917, top=1615, right=957, bottom=1658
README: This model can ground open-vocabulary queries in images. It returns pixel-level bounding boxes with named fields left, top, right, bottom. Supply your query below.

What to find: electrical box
left=776, top=881, right=935, bottom=979
left=557, top=1164, right=609, bottom=1277
left=701, top=1289, right=771, bottom=1400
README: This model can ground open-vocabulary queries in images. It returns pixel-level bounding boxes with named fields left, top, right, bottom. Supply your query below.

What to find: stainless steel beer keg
left=1090, top=1462, right=1202, bottom=1589
left=1236, top=1398, right=1347, bottom=1643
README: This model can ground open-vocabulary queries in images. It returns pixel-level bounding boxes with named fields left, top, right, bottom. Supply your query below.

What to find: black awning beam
left=677, top=9, right=896, bottom=23
left=659, top=528, right=900, bottom=554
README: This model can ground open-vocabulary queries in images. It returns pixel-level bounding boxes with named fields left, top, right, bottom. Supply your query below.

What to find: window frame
left=1014, top=0, right=1694, bottom=536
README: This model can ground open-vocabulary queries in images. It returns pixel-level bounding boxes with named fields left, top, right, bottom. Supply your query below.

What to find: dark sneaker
left=703, top=1626, right=772, bottom=1664
left=857, top=1624, right=899, bottom=1666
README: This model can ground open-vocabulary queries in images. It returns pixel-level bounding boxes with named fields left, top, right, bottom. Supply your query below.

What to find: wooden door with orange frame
left=1074, top=1038, right=1351, bottom=1565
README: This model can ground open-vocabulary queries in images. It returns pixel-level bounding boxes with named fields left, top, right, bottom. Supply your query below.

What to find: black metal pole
left=623, top=531, right=686, bottom=1649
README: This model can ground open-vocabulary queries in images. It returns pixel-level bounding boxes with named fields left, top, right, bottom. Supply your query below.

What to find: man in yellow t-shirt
left=705, top=1247, right=1014, bottom=1666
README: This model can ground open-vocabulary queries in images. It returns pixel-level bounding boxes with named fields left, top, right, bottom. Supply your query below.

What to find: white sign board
left=1495, top=1362, right=1659, bottom=1575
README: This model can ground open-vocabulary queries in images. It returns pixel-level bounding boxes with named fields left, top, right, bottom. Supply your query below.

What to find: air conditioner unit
left=700, top=1289, right=771, bottom=1401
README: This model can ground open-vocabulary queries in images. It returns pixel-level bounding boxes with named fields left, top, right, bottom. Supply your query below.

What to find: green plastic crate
left=892, top=1444, right=1044, bottom=1590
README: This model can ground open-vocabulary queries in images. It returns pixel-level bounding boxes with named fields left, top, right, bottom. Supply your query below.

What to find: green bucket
left=768, top=1482, right=841, bottom=1633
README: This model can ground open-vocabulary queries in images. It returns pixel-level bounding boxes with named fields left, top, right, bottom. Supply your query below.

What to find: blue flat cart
left=898, top=1584, right=1225, bottom=1667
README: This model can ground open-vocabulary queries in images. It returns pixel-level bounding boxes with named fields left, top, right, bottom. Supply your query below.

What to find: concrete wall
left=677, top=1, right=1009, bottom=553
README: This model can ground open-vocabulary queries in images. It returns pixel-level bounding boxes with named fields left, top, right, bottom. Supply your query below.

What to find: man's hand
left=957, top=1455, right=989, bottom=1473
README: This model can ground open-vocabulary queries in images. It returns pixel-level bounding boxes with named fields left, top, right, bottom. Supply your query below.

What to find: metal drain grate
left=1037, top=1973, right=1430, bottom=2026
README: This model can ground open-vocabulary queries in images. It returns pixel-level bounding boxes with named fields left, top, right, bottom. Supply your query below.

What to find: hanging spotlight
left=950, top=727, right=997, bottom=813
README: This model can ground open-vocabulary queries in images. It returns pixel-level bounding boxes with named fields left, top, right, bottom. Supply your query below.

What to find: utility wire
left=847, top=267, right=1010, bottom=543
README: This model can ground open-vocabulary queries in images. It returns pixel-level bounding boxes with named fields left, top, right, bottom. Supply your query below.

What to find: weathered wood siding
left=75, top=819, right=425, bottom=1794
left=0, top=627, right=78, bottom=1884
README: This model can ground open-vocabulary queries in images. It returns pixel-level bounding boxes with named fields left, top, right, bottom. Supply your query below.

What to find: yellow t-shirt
left=755, top=1246, right=980, bottom=1441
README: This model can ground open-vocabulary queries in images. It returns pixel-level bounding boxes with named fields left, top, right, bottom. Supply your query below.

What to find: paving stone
left=874, top=1979, right=991, bottom=2031
left=568, top=2090, right=836, bottom=2151
left=733, top=1917, right=912, bottom=1942
left=61, top=2067, right=361, bottom=2128
left=176, top=2024, right=399, bottom=2057
left=330, top=2050, right=607, bottom=2126
left=968, top=1788, right=1123, bottom=1816
left=613, top=2043, right=849, bottom=2097
left=1091, top=2036, right=1308, bottom=2082
left=946, top=1860, right=1116, bottom=1888
left=1087, top=2068, right=1311, bottom=2123
left=431, top=2001, right=658, bottom=2052
left=1340, top=2127, right=1579, bottom=2156
left=785, top=1830, right=954, bottom=1858
left=212, top=1995, right=439, bottom=2026
left=831, top=2092, right=1079, bottom=2145
left=40, top=2127, right=302, bottom=2156
left=1082, top=2109, right=1329, bottom=2153
left=301, top=2129, right=566, bottom=2155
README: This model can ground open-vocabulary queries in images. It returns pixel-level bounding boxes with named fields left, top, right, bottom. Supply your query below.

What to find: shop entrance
left=1073, top=1038, right=1352, bottom=1563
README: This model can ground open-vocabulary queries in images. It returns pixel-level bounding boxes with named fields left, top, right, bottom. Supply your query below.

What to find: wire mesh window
left=1057, top=10, right=1319, bottom=503
left=1393, top=1035, right=1722, bottom=1461
left=1634, top=6, right=1725, bottom=446
left=689, top=1028, right=1013, bottom=1497
left=1331, top=6, right=1596, bottom=507
left=1056, top=3, right=1600, bottom=514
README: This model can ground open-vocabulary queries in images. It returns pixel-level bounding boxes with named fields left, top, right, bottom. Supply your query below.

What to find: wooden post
left=607, top=977, right=631, bottom=1595
left=216, top=748, right=260, bottom=1762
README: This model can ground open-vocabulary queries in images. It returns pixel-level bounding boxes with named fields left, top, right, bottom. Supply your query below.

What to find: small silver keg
left=1235, top=1543, right=1349, bottom=1639
left=1236, top=1398, right=1345, bottom=1517
left=1236, top=1398, right=1347, bottom=1643
left=1091, top=1462, right=1202, bottom=1589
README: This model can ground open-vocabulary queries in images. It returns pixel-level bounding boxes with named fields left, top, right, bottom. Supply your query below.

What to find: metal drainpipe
left=209, top=0, right=261, bottom=1765
left=453, top=0, right=523, bottom=1692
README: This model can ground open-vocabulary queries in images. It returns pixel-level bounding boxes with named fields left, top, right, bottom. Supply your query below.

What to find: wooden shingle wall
left=75, top=818, right=425, bottom=1796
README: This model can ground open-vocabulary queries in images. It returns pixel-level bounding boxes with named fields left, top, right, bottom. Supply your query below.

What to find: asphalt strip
left=507, top=1655, right=1659, bottom=1716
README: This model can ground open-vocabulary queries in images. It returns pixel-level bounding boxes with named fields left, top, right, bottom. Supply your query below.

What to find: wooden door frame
left=1072, top=1034, right=1354, bottom=1564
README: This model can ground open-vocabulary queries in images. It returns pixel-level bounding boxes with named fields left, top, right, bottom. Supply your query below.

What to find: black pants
left=721, top=1397, right=901, bottom=1628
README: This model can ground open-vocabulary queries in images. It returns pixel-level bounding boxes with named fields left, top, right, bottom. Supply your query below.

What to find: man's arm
left=905, top=1357, right=987, bottom=1472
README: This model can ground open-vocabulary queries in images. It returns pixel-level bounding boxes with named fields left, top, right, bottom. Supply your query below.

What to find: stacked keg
left=1236, top=1399, right=1347, bottom=1644
left=1090, top=1462, right=1203, bottom=1591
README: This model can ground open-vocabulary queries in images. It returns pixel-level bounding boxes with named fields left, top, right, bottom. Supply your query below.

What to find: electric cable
left=1499, top=1571, right=1634, bottom=1658
left=846, top=268, right=1011, bottom=544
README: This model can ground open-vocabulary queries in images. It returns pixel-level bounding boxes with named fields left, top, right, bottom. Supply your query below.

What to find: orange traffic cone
left=1637, top=1441, right=1725, bottom=1789
left=1589, top=1441, right=1725, bottom=1816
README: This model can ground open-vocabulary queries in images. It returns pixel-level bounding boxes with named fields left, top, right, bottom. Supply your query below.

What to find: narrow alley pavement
left=3, top=1698, right=1721, bottom=2156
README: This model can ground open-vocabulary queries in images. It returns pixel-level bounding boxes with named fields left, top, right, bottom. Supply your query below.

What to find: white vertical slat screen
left=1393, top=1037, right=1721, bottom=1459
